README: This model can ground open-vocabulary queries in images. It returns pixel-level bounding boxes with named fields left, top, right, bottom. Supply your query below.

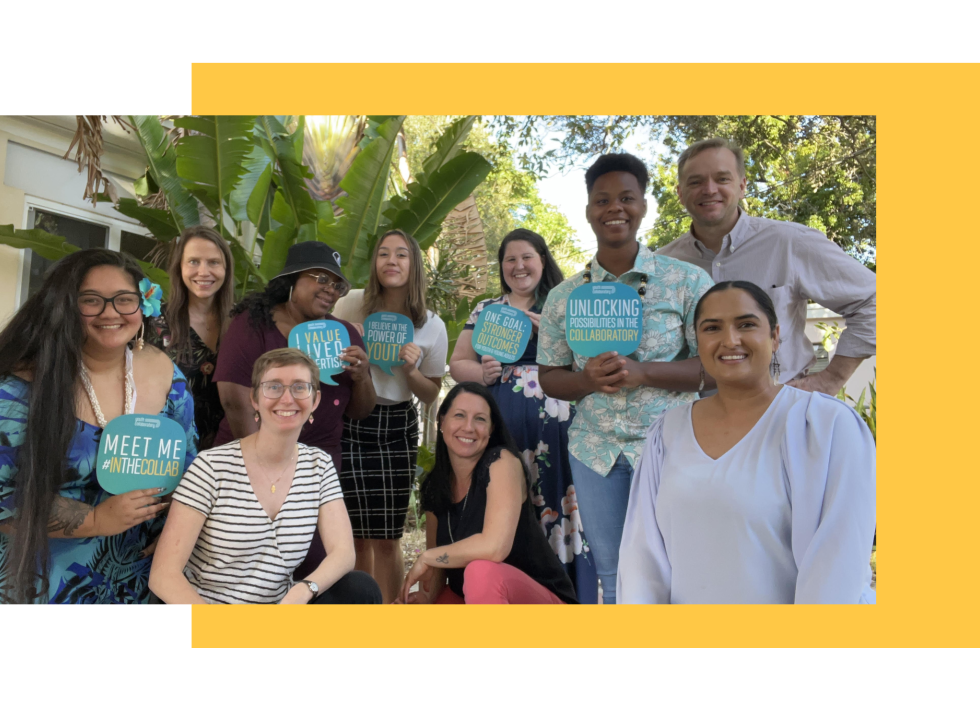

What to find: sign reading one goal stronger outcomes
left=564, top=282, right=643, bottom=357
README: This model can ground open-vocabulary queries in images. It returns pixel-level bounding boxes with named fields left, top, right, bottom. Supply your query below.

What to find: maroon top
left=213, top=310, right=367, bottom=580
left=213, top=311, right=366, bottom=468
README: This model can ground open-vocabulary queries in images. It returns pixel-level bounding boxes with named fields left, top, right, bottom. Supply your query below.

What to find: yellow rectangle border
left=191, top=62, right=977, bottom=648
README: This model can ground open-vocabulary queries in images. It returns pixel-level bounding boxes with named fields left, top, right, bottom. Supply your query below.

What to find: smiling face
left=77, top=265, right=144, bottom=352
left=440, top=391, right=493, bottom=462
left=586, top=171, right=648, bottom=250
left=376, top=232, right=412, bottom=290
left=677, top=147, right=747, bottom=235
left=180, top=236, right=227, bottom=301
left=696, top=288, right=780, bottom=387
left=251, top=363, right=321, bottom=433
left=289, top=269, right=343, bottom=320
left=500, top=239, right=544, bottom=297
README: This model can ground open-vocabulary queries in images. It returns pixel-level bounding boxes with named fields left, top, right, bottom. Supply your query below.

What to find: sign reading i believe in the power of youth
left=564, top=282, right=643, bottom=357
left=363, top=312, right=414, bottom=375
left=96, top=414, right=188, bottom=496
left=471, top=304, right=532, bottom=363
left=288, top=320, right=350, bottom=386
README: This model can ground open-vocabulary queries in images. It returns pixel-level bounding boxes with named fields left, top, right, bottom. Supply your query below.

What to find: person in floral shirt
left=450, top=229, right=596, bottom=602
left=537, top=154, right=713, bottom=604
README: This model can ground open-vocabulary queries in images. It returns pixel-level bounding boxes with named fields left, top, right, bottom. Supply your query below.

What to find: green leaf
left=254, top=116, right=317, bottom=228
left=0, top=224, right=79, bottom=261
left=174, top=115, right=257, bottom=225
left=381, top=151, right=492, bottom=250
left=229, top=142, right=274, bottom=224
left=115, top=198, right=180, bottom=243
left=128, top=115, right=200, bottom=230
left=421, top=116, right=476, bottom=177
left=259, top=190, right=296, bottom=280
left=320, top=115, right=405, bottom=284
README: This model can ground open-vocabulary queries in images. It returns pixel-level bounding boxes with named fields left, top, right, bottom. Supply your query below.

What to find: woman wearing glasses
left=212, top=241, right=376, bottom=578
left=0, top=249, right=197, bottom=603
left=150, top=348, right=382, bottom=604
left=146, top=226, right=235, bottom=450
left=331, top=230, right=448, bottom=603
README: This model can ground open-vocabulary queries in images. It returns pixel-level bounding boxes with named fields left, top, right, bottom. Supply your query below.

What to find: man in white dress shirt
left=656, top=138, right=876, bottom=396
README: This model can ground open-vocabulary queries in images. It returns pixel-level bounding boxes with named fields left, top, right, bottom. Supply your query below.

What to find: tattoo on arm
left=435, top=553, right=449, bottom=564
left=47, top=497, right=93, bottom=537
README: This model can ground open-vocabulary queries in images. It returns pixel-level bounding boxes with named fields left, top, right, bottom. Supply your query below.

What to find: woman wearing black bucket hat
left=212, top=241, right=376, bottom=578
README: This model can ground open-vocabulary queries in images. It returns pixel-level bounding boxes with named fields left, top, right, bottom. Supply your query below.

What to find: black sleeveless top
left=433, top=446, right=578, bottom=604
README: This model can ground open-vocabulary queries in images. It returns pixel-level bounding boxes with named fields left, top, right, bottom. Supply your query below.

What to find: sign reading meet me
left=96, top=414, right=188, bottom=496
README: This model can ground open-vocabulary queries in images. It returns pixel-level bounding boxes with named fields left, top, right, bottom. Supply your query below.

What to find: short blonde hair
left=250, top=348, right=320, bottom=400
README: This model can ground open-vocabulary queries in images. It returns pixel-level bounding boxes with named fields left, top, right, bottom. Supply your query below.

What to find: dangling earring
left=289, top=285, right=293, bottom=302
left=135, top=323, right=145, bottom=352
left=770, top=348, right=781, bottom=384
left=308, top=414, right=314, bottom=425
left=254, top=411, right=260, bottom=423
left=698, top=361, right=705, bottom=392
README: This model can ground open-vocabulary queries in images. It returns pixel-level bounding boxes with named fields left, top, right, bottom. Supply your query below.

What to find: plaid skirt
left=339, top=400, right=419, bottom=540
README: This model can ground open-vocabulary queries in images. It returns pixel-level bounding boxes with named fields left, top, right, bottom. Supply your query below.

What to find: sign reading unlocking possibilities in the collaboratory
left=363, top=312, right=414, bottom=375
left=471, top=304, right=532, bottom=363
left=289, top=320, right=350, bottom=385
left=96, top=414, right=188, bottom=495
left=565, top=282, right=643, bottom=357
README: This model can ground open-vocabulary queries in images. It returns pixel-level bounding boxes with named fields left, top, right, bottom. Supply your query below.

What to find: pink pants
left=435, top=560, right=564, bottom=605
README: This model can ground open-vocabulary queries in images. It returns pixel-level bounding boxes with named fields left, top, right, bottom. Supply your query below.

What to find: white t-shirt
left=172, top=441, right=343, bottom=604
left=332, top=289, right=448, bottom=404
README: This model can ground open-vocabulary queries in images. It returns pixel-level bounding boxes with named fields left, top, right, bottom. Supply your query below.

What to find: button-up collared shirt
left=656, top=211, right=877, bottom=382
left=537, top=243, right=713, bottom=475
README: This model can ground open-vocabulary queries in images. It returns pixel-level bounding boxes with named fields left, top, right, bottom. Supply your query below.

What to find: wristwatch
left=303, top=580, right=319, bottom=598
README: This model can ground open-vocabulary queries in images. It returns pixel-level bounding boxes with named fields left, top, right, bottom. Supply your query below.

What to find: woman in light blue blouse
left=0, top=250, right=197, bottom=603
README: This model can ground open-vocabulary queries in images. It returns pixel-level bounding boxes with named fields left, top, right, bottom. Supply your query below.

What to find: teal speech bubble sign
left=96, top=414, right=188, bottom=496
left=565, top=282, right=643, bottom=357
left=471, top=304, right=532, bottom=363
left=363, top=312, right=414, bottom=376
left=289, top=320, right=350, bottom=386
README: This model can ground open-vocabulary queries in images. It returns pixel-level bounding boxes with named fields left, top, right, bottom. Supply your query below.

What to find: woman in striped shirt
left=149, top=348, right=381, bottom=604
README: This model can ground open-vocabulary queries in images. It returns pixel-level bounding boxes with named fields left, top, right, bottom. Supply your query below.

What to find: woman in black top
left=401, top=382, right=576, bottom=604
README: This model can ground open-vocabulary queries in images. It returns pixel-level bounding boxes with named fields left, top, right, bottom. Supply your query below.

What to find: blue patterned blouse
left=0, top=366, right=198, bottom=603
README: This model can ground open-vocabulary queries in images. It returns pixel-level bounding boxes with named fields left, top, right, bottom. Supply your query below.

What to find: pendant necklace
left=254, top=443, right=297, bottom=494
left=583, top=260, right=648, bottom=295
left=79, top=347, right=136, bottom=428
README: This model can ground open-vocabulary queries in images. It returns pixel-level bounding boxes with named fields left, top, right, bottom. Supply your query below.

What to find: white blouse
left=618, top=386, right=876, bottom=604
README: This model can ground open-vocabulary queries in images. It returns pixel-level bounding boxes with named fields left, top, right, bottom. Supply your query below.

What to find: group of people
left=0, top=136, right=876, bottom=605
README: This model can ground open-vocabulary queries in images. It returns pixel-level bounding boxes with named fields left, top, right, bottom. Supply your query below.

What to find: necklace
left=79, top=347, right=135, bottom=428
left=253, top=442, right=296, bottom=494
left=448, top=481, right=470, bottom=544
left=583, top=260, right=648, bottom=296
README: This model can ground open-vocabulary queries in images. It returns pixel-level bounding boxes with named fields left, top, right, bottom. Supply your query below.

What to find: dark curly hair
left=231, top=274, right=296, bottom=329
left=585, top=152, right=650, bottom=195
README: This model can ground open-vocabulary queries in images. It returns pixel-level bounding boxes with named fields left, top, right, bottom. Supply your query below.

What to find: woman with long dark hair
left=147, top=225, right=234, bottom=450
left=212, top=240, right=375, bottom=578
left=618, top=281, right=876, bottom=603
left=448, top=229, right=596, bottom=602
left=400, top=382, right=576, bottom=604
left=332, top=229, right=448, bottom=603
left=0, top=249, right=197, bottom=603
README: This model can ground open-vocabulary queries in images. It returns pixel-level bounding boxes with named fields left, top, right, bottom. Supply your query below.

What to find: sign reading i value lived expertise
left=289, top=320, right=350, bottom=386
left=565, top=282, right=643, bottom=357
left=363, top=312, right=414, bottom=375
left=96, top=414, right=188, bottom=496
left=472, top=304, right=532, bottom=363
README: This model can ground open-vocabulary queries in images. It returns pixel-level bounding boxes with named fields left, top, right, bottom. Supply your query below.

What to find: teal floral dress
left=0, top=366, right=198, bottom=603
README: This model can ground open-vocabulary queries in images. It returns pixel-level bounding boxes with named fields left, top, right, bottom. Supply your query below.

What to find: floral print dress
left=148, top=304, right=223, bottom=450
left=465, top=296, right=597, bottom=603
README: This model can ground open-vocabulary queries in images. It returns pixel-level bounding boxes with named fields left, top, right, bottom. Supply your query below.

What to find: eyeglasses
left=306, top=273, right=350, bottom=296
left=259, top=381, right=315, bottom=400
left=77, top=292, right=142, bottom=317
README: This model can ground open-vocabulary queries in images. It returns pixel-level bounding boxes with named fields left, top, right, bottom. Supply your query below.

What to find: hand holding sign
left=289, top=320, right=351, bottom=386
left=97, top=414, right=189, bottom=496
left=565, top=283, right=643, bottom=358
left=364, top=312, right=414, bottom=375
left=472, top=305, right=532, bottom=364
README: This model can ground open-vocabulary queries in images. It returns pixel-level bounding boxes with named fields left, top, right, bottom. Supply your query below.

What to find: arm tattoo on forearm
left=47, top=496, right=93, bottom=536
left=435, top=553, right=449, bottom=564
